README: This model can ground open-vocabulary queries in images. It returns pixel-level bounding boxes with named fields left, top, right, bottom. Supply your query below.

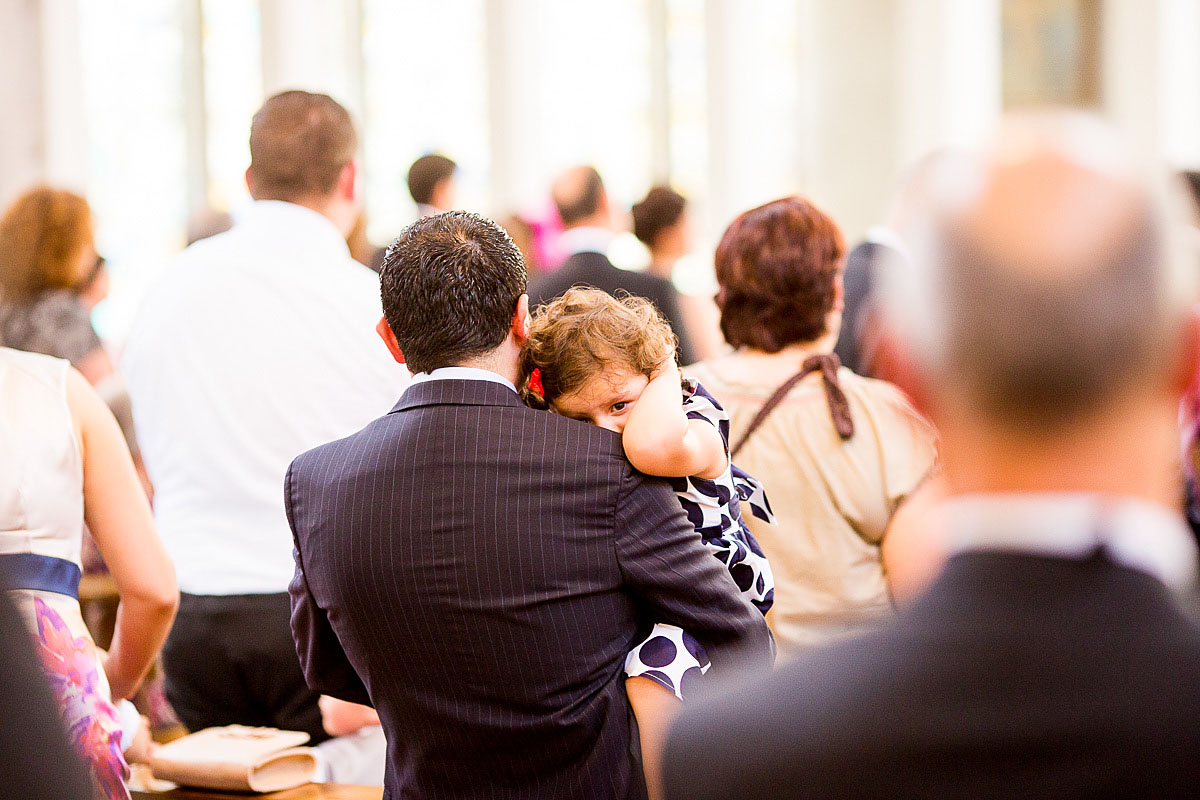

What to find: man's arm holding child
left=614, top=469, right=774, bottom=673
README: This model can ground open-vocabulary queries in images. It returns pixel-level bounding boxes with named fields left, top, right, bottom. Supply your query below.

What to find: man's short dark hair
left=381, top=212, right=527, bottom=374
left=632, top=186, right=687, bottom=247
left=407, top=155, right=457, bottom=205
left=553, top=167, right=605, bottom=226
left=248, top=90, right=357, bottom=202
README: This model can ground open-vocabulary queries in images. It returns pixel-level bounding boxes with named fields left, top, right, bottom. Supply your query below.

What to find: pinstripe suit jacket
left=286, top=378, right=773, bottom=800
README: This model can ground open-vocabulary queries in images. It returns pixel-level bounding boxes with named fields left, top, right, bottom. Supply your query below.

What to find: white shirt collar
left=942, top=492, right=1199, bottom=593
left=560, top=226, right=615, bottom=257
left=409, top=366, right=517, bottom=394
left=864, top=225, right=911, bottom=263
left=234, top=200, right=351, bottom=260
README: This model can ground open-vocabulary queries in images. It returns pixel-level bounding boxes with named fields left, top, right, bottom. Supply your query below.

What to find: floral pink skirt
left=9, top=589, right=130, bottom=799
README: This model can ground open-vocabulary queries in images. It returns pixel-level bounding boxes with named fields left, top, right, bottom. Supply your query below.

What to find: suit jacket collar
left=390, top=378, right=527, bottom=413
left=563, top=249, right=617, bottom=270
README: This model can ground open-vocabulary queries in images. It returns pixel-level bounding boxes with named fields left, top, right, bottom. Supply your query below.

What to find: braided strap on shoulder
left=730, top=353, right=854, bottom=459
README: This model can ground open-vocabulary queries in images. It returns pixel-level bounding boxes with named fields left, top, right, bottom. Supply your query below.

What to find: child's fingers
left=653, top=357, right=680, bottom=379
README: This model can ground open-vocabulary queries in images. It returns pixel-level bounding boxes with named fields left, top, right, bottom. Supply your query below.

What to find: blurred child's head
left=522, top=287, right=677, bottom=432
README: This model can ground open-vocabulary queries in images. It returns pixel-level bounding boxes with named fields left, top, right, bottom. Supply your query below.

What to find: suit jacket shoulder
left=529, top=252, right=603, bottom=308
left=289, top=379, right=631, bottom=486
left=665, top=552, right=1200, bottom=800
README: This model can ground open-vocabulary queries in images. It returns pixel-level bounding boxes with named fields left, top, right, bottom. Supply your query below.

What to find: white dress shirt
left=123, top=201, right=410, bottom=595
left=863, top=224, right=912, bottom=263
left=408, top=366, right=517, bottom=394
left=559, top=226, right=615, bottom=258
left=942, top=492, right=1198, bottom=593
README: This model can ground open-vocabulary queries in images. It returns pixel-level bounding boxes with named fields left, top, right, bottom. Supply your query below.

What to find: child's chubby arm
left=623, top=361, right=727, bottom=479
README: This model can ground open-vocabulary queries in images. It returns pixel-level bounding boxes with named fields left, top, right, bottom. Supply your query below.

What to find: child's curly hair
left=521, top=287, right=678, bottom=409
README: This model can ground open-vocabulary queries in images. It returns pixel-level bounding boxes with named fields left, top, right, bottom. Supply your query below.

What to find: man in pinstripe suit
left=286, top=211, right=773, bottom=799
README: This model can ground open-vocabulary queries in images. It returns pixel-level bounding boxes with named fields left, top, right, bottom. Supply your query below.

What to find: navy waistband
left=0, top=553, right=82, bottom=599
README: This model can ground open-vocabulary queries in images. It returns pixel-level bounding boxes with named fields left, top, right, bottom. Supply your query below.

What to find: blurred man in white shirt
left=124, top=90, right=408, bottom=741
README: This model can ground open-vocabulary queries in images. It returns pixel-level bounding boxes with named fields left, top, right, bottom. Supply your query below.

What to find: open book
left=150, top=725, right=318, bottom=792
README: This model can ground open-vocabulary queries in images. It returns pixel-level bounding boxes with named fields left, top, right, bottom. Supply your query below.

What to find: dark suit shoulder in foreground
left=288, top=379, right=771, bottom=799
left=664, top=551, right=1200, bottom=800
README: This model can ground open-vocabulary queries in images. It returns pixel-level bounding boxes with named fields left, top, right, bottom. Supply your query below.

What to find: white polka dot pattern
left=623, top=380, right=776, bottom=701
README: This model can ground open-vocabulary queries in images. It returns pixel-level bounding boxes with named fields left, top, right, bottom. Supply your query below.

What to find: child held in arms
left=521, top=287, right=775, bottom=795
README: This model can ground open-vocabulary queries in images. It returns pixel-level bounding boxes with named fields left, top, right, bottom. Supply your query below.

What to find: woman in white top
left=0, top=347, right=176, bottom=798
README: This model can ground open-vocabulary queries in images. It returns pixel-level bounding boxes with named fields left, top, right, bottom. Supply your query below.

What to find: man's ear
left=598, top=190, right=613, bottom=226
left=376, top=317, right=406, bottom=365
left=338, top=161, right=358, bottom=203
left=512, top=294, right=531, bottom=345
left=1172, top=306, right=1200, bottom=397
left=872, top=325, right=932, bottom=420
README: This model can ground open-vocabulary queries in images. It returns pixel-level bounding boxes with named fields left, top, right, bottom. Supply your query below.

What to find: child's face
left=552, top=366, right=650, bottom=433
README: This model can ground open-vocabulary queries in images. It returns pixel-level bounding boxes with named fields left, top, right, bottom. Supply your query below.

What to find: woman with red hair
left=0, top=186, right=147, bottom=478
left=0, top=187, right=111, bottom=380
left=688, top=196, right=938, bottom=658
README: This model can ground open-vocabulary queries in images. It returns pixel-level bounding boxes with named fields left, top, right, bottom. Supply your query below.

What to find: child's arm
left=623, top=362, right=727, bottom=479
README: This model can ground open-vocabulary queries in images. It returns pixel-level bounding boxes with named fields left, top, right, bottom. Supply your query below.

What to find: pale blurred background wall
left=2, top=0, right=1199, bottom=340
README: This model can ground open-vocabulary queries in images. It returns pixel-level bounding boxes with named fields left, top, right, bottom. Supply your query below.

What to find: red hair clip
left=528, top=367, right=544, bottom=398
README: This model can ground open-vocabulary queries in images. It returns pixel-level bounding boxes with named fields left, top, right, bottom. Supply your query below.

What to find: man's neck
left=264, top=195, right=351, bottom=238
left=648, top=254, right=677, bottom=280
left=937, top=394, right=1182, bottom=510
left=565, top=214, right=612, bottom=233
left=454, top=348, right=521, bottom=388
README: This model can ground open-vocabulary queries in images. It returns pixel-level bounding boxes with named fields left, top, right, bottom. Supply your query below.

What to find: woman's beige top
left=689, top=358, right=937, bottom=658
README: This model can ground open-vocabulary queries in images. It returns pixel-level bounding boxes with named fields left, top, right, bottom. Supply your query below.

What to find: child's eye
left=611, top=401, right=629, bottom=413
